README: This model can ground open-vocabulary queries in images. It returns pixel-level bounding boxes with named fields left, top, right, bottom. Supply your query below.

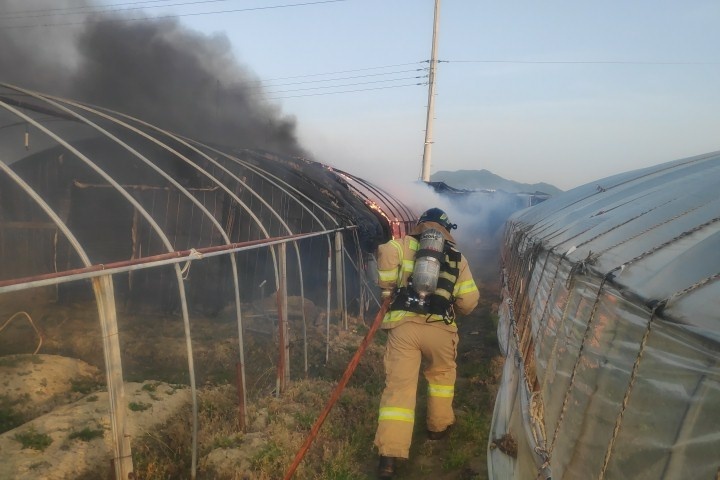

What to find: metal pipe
left=235, top=362, right=246, bottom=431
left=355, top=231, right=365, bottom=323
left=1, top=88, right=202, bottom=476
left=297, top=248, right=309, bottom=377
left=343, top=246, right=381, bottom=309
left=0, top=159, right=134, bottom=479
left=342, top=240, right=348, bottom=330
left=0, top=228, right=353, bottom=294
left=326, top=242, right=332, bottom=363
left=335, top=232, right=344, bottom=327
left=28, top=87, right=253, bottom=437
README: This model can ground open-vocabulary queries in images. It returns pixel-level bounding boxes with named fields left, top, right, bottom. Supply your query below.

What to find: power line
left=260, top=56, right=720, bottom=101
left=441, top=59, right=720, bottom=65
left=0, top=0, right=239, bottom=20
left=0, top=0, right=348, bottom=28
left=265, top=82, right=426, bottom=100
left=260, top=62, right=428, bottom=82
left=261, top=75, right=427, bottom=95
left=261, top=68, right=427, bottom=87
left=255, top=58, right=718, bottom=91
left=0, top=0, right=181, bottom=16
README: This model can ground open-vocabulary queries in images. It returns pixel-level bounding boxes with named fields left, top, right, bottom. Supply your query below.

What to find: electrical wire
left=0, top=0, right=348, bottom=28
left=0, top=0, right=240, bottom=20
left=259, top=61, right=428, bottom=82
left=265, top=82, right=425, bottom=100
left=441, top=59, right=720, bottom=65
left=255, top=58, right=719, bottom=94
left=0, top=0, right=184, bottom=16
left=261, top=75, right=427, bottom=95
left=260, top=68, right=427, bottom=87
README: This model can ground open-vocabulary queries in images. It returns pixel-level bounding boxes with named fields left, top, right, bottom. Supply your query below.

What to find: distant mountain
left=430, top=169, right=562, bottom=195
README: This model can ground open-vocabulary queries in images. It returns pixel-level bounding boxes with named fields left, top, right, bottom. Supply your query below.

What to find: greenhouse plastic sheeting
left=489, top=151, right=720, bottom=480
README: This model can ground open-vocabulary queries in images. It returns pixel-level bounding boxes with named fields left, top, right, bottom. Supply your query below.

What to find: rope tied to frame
left=530, top=391, right=549, bottom=456
left=666, top=272, right=720, bottom=306
left=598, top=300, right=665, bottom=480
left=549, top=274, right=609, bottom=454
left=180, top=248, right=204, bottom=279
left=566, top=250, right=595, bottom=288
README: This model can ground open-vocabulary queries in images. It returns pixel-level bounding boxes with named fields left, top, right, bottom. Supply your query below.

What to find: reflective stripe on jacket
left=377, top=222, right=479, bottom=330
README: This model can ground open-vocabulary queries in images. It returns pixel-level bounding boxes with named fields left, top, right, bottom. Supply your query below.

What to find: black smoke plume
left=0, top=0, right=304, bottom=155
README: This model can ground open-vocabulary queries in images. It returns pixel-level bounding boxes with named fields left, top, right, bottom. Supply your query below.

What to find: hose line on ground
left=283, top=297, right=392, bottom=479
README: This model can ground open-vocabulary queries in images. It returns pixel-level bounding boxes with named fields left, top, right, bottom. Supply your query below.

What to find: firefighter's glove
left=381, top=289, right=393, bottom=299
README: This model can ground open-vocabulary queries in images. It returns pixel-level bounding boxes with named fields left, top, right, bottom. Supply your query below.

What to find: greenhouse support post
left=92, top=275, right=134, bottom=480
left=276, top=243, right=289, bottom=394
left=334, top=231, right=344, bottom=326
left=326, top=241, right=332, bottom=363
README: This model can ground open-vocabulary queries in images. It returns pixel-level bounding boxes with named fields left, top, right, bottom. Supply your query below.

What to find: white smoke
left=373, top=178, right=527, bottom=283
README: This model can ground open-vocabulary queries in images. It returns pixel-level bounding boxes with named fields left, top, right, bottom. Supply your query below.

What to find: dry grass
left=131, top=292, right=502, bottom=480
left=0, top=290, right=501, bottom=479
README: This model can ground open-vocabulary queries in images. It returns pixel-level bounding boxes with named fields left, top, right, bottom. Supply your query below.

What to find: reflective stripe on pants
left=374, top=321, right=458, bottom=458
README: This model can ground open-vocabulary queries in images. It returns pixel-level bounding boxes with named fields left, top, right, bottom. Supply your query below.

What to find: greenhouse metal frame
left=0, top=83, right=415, bottom=479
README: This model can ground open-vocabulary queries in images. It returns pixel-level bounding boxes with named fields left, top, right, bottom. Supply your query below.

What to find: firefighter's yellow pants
left=374, top=321, right=458, bottom=458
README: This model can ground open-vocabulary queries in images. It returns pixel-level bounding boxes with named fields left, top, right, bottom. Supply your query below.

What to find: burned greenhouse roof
left=0, top=83, right=414, bottom=285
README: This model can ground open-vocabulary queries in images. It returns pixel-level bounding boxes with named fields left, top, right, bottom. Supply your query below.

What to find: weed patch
left=0, top=394, right=28, bottom=433
left=71, top=377, right=101, bottom=395
left=69, top=427, right=104, bottom=442
left=0, top=355, right=44, bottom=368
left=129, top=401, right=152, bottom=412
left=14, top=427, right=52, bottom=451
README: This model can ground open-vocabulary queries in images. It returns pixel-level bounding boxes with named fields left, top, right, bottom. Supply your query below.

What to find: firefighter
left=374, top=207, right=479, bottom=479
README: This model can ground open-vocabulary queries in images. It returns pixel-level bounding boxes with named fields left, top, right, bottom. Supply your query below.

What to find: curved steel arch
left=47, top=95, right=362, bottom=385
left=0, top=89, right=203, bottom=478
left=333, top=167, right=417, bottom=223
left=195, top=144, right=341, bottom=229
left=63, top=99, right=332, bottom=378
left=18, top=87, right=257, bottom=432
left=0, top=81, right=404, bottom=480
left=0, top=160, right=134, bottom=479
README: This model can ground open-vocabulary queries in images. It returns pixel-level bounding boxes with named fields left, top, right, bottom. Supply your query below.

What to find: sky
left=6, top=0, right=720, bottom=191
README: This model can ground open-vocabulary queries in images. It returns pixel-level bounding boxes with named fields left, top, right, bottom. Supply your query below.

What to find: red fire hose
left=283, top=297, right=391, bottom=480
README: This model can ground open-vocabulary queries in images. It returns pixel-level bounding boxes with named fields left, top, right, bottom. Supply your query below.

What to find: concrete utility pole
left=421, top=0, right=441, bottom=182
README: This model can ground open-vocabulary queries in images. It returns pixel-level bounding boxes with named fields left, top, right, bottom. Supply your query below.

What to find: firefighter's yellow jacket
left=376, top=221, right=479, bottom=329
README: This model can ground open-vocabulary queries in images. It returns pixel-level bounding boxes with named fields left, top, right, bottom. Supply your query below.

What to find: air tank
left=412, top=228, right=445, bottom=300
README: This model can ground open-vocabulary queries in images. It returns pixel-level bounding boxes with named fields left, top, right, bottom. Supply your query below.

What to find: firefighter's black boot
left=428, top=424, right=453, bottom=440
left=377, top=456, right=396, bottom=479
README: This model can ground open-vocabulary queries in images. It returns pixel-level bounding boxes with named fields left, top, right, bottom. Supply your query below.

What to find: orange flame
left=366, top=200, right=401, bottom=239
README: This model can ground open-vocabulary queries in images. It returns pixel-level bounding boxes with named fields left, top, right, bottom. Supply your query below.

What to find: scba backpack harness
left=389, top=228, right=461, bottom=325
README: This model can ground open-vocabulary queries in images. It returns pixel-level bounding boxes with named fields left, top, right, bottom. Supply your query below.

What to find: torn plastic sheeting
left=487, top=351, right=519, bottom=479
left=497, top=297, right=512, bottom=357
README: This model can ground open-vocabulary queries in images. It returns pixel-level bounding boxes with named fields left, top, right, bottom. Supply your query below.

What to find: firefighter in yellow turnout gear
left=374, top=208, right=479, bottom=479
